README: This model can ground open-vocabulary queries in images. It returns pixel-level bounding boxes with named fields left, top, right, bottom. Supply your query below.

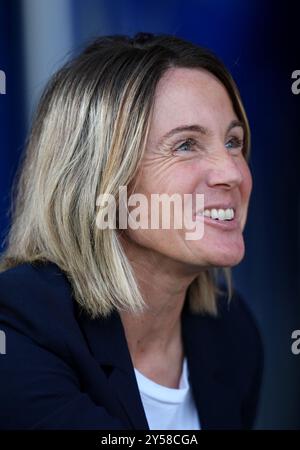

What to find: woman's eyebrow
left=158, top=119, right=245, bottom=146
left=227, top=119, right=245, bottom=133
left=158, top=124, right=210, bottom=146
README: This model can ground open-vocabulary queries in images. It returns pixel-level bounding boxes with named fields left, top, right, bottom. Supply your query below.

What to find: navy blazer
left=0, top=261, right=263, bottom=430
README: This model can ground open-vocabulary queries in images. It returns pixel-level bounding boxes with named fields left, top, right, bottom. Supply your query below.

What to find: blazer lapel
left=181, top=304, right=242, bottom=429
left=80, top=304, right=241, bottom=431
left=77, top=307, right=149, bottom=430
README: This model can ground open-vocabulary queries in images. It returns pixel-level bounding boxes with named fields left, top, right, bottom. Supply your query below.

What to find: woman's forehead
left=150, top=67, right=237, bottom=139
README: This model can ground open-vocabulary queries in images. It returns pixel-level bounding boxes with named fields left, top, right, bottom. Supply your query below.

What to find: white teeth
left=211, top=209, right=218, bottom=219
left=225, top=208, right=234, bottom=220
left=198, top=208, right=235, bottom=221
left=218, top=209, right=225, bottom=221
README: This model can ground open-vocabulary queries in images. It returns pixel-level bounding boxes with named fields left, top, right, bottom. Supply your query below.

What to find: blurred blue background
left=0, top=0, right=299, bottom=429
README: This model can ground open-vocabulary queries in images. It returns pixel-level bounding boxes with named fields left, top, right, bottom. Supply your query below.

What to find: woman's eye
left=225, top=136, right=244, bottom=153
left=174, top=138, right=196, bottom=153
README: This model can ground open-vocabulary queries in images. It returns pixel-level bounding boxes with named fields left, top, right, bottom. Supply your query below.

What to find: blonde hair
left=0, top=33, right=250, bottom=318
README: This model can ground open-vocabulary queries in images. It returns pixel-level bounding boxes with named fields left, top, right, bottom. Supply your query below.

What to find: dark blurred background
left=0, top=0, right=299, bottom=429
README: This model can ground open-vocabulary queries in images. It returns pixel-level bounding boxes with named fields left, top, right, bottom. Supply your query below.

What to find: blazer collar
left=76, top=301, right=241, bottom=430
left=76, top=306, right=149, bottom=429
left=44, top=261, right=240, bottom=429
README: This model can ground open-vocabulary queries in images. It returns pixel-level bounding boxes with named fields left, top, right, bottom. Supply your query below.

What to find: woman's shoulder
left=0, top=261, right=77, bottom=354
left=0, top=260, right=73, bottom=308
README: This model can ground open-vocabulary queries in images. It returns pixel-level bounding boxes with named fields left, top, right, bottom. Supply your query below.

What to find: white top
left=134, top=357, right=201, bottom=430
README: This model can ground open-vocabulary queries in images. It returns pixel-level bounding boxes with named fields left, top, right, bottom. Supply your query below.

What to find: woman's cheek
left=242, top=163, right=253, bottom=199
left=240, top=162, right=253, bottom=229
left=152, top=165, right=200, bottom=196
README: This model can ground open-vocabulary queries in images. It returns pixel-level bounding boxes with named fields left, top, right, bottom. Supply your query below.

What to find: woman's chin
left=209, top=246, right=245, bottom=267
left=192, top=241, right=245, bottom=268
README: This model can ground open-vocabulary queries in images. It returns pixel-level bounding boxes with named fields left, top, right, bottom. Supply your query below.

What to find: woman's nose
left=205, top=147, right=243, bottom=189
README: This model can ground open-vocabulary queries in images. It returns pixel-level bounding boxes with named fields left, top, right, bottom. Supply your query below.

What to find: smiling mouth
left=196, top=207, right=235, bottom=221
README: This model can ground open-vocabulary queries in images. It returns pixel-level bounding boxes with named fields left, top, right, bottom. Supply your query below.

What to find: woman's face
left=125, top=67, right=252, bottom=271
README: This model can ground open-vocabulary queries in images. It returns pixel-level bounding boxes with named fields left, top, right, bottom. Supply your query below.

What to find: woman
left=0, top=32, right=263, bottom=430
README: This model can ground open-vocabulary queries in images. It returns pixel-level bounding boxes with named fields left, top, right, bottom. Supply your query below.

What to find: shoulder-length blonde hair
left=0, top=32, right=250, bottom=318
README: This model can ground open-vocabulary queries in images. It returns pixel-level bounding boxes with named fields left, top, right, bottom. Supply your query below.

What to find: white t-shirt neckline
left=134, top=357, right=189, bottom=403
left=134, top=357, right=201, bottom=430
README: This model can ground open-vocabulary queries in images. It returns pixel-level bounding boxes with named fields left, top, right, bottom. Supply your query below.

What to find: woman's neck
left=119, top=239, right=198, bottom=387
